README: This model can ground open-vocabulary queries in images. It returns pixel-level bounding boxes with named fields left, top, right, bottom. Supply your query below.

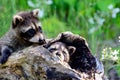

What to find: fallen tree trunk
left=0, top=31, right=105, bottom=80
left=0, top=45, right=82, bottom=80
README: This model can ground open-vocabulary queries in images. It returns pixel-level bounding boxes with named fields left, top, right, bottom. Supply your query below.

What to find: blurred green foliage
left=0, top=0, right=120, bottom=75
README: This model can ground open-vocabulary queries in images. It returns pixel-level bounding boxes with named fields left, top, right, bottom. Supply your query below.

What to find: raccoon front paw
left=0, top=56, right=8, bottom=64
left=0, top=45, right=13, bottom=64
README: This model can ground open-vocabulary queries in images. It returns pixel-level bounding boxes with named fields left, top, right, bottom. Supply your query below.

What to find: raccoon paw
left=0, top=45, right=13, bottom=64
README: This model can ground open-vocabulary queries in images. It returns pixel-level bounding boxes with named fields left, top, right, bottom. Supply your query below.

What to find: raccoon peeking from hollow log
left=45, top=31, right=104, bottom=79
left=45, top=41, right=76, bottom=65
left=0, top=9, right=46, bottom=64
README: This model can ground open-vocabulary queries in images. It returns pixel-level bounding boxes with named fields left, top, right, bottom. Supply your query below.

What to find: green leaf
left=97, top=0, right=115, bottom=12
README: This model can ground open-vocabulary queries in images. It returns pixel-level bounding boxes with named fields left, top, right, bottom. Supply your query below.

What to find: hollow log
left=0, top=45, right=82, bottom=80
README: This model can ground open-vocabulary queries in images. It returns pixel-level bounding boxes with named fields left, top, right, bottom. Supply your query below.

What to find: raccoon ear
left=32, top=9, right=39, bottom=17
left=68, top=46, right=76, bottom=55
left=12, top=15, right=23, bottom=29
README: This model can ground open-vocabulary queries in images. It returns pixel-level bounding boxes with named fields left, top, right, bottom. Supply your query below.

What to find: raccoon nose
left=39, top=39, right=46, bottom=43
left=39, top=39, right=43, bottom=42
left=56, top=52, right=61, bottom=56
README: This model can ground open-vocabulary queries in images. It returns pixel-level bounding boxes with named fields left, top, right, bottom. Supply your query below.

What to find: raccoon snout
left=56, top=52, right=61, bottom=57
left=39, top=38, right=46, bottom=44
left=39, top=39, right=43, bottom=42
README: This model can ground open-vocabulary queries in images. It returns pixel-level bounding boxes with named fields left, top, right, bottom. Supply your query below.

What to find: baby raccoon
left=46, top=42, right=76, bottom=63
left=0, top=9, right=45, bottom=64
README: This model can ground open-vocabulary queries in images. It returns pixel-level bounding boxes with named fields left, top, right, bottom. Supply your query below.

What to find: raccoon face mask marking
left=12, top=9, right=45, bottom=44
left=20, top=22, right=45, bottom=43
left=47, top=42, right=76, bottom=62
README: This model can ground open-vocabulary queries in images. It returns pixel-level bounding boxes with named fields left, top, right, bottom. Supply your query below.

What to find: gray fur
left=0, top=9, right=45, bottom=64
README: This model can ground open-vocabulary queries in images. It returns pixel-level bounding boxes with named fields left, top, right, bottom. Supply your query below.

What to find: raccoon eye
left=21, top=28, right=36, bottom=39
left=62, top=51, right=66, bottom=54
left=26, top=28, right=36, bottom=37
left=38, top=26, right=42, bottom=33
left=49, top=48, right=57, bottom=52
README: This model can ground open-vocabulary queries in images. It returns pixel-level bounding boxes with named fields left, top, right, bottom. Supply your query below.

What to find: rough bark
left=0, top=45, right=82, bottom=80
left=0, top=32, right=104, bottom=80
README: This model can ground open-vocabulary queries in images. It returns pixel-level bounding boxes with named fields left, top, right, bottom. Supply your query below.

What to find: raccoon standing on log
left=0, top=9, right=46, bottom=64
